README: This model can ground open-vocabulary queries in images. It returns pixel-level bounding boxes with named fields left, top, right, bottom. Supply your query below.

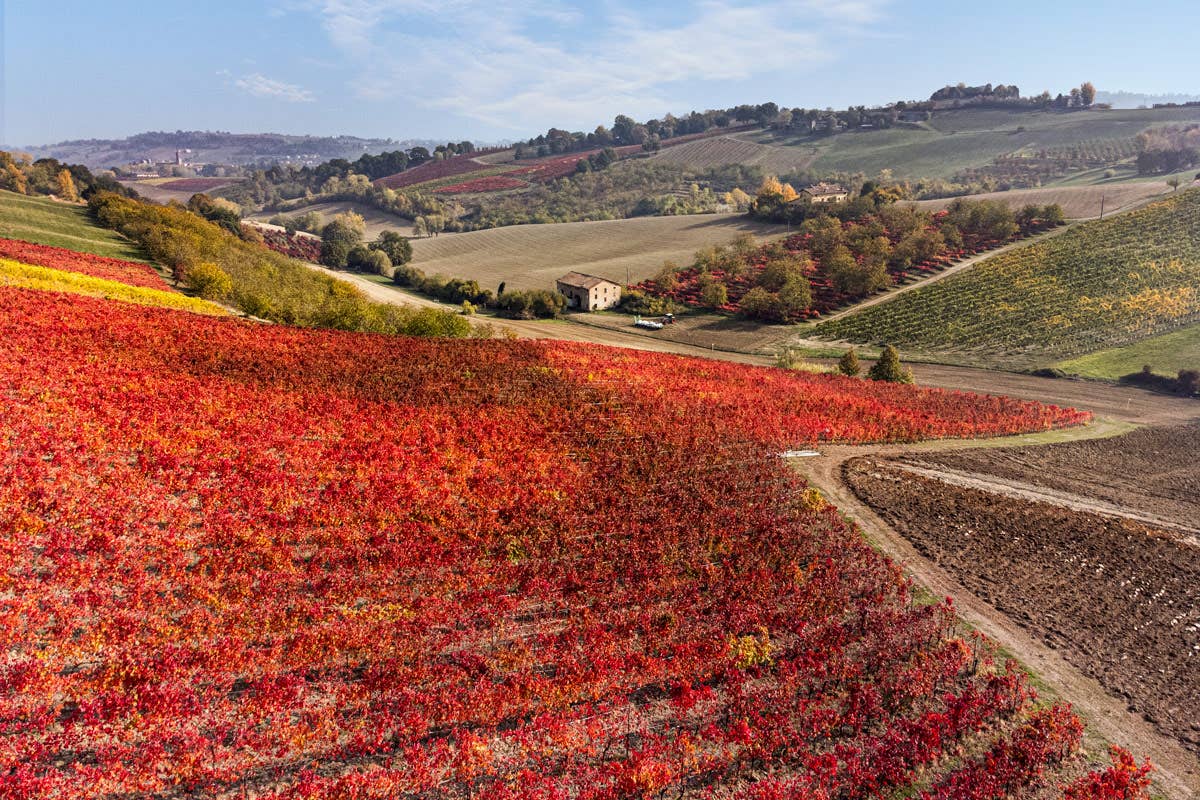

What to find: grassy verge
left=1057, top=322, right=1200, bottom=379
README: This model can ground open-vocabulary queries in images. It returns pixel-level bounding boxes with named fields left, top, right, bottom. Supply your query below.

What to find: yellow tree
left=780, top=182, right=799, bottom=203
left=57, top=169, right=80, bottom=202
left=4, top=164, right=28, bottom=195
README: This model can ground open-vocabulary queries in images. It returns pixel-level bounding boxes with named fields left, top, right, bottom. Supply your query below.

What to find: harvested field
left=844, top=429, right=1200, bottom=758
left=247, top=200, right=413, bottom=240
left=911, top=181, right=1171, bottom=219
left=652, top=135, right=818, bottom=173
left=409, top=213, right=784, bottom=291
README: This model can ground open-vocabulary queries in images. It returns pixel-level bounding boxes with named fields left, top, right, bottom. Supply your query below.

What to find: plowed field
left=844, top=425, right=1200, bottom=757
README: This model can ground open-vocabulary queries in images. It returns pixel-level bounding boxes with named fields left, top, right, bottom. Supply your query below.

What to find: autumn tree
left=56, top=169, right=79, bottom=202
left=698, top=274, right=728, bottom=308
left=1080, top=81, right=1097, bottom=107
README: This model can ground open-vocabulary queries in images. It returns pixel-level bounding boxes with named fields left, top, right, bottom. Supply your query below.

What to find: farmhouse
left=800, top=182, right=850, bottom=204
left=556, top=272, right=622, bottom=311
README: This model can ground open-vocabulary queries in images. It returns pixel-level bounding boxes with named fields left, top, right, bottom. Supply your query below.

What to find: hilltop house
left=799, top=182, right=850, bottom=204
left=556, top=272, right=622, bottom=311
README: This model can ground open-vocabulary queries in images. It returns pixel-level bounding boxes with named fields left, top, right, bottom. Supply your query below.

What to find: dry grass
left=247, top=201, right=414, bottom=240
left=410, top=213, right=785, bottom=291
left=652, top=135, right=819, bottom=174
left=909, top=181, right=1172, bottom=219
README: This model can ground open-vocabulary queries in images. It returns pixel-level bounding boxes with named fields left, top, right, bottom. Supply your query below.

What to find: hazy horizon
left=3, top=0, right=1199, bottom=147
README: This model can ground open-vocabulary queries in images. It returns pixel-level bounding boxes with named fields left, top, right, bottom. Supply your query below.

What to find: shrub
left=868, top=345, right=914, bottom=383
left=185, top=261, right=233, bottom=300
left=838, top=347, right=861, bottom=377
left=496, top=289, right=566, bottom=319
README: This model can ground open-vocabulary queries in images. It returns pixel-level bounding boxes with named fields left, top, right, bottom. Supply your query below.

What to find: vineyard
left=816, top=189, right=1200, bottom=365
left=630, top=202, right=1059, bottom=322
left=653, top=135, right=819, bottom=173
left=0, top=257, right=227, bottom=316
left=0, top=277, right=1125, bottom=799
left=433, top=175, right=529, bottom=194
left=0, top=236, right=168, bottom=289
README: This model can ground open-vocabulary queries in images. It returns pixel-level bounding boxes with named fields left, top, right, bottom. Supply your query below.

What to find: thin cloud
left=300, top=0, right=888, bottom=128
left=234, top=73, right=316, bottom=103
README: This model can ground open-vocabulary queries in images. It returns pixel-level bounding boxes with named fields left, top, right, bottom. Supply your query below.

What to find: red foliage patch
left=0, top=286, right=1096, bottom=798
left=374, top=155, right=489, bottom=190
left=253, top=226, right=322, bottom=262
left=0, top=236, right=168, bottom=289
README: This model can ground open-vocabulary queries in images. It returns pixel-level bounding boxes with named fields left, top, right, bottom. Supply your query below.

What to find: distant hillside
left=1098, top=90, right=1200, bottom=109
left=15, top=131, right=437, bottom=170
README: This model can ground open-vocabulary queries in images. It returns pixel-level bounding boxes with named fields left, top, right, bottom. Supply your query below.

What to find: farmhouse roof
left=802, top=182, right=847, bottom=197
left=557, top=272, right=619, bottom=290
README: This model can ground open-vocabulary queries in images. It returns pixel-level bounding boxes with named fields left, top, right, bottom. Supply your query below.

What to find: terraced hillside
left=815, top=189, right=1200, bottom=368
left=652, top=135, right=818, bottom=173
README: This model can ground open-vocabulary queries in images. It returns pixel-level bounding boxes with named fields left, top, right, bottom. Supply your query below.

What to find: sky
left=3, top=0, right=1199, bottom=146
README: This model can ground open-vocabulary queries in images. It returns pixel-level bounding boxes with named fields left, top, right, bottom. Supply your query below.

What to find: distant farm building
left=556, top=272, right=622, bottom=311
left=799, top=182, right=850, bottom=204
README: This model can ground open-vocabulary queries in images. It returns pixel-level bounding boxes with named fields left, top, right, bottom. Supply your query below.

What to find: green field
left=734, top=106, right=1200, bottom=180
left=1057, top=323, right=1200, bottom=379
left=0, top=191, right=151, bottom=262
left=813, top=189, right=1200, bottom=369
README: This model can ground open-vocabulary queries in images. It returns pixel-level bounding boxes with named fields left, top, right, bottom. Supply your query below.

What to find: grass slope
left=814, top=189, right=1200, bottom=368
left=742, top=106, right=1200, bottom=180
left=1057, top=323, right=1200, bottom=379
left=0, top=190, right=151, bottom=261
left=410, top=213, right=784, bottom=292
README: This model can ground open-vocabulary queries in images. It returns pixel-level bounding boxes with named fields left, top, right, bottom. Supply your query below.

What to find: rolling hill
left=657, top=105, right=1200, bottom=182
left=813, top=188, right=1200, bottom=369
left=408, top=213, right=783, bottom=292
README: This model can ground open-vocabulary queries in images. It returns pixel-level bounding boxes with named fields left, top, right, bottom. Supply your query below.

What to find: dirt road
left=795, top=437, right=1200, bottom=799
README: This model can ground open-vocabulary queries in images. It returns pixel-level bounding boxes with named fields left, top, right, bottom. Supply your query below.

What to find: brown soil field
left=901, top=422, right=1200, bottom=532
left=844, top=445, right=1200, bottom=758
left=652, top=135, right=819, bottom=173
left=408, top=213, right=784, bottom=292
left=910, top=181, right=1171, bottom=219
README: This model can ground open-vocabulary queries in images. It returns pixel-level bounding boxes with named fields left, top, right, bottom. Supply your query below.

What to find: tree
left=1080, top=81, right=1097, bottom=107
left=837, top=348, right=861, bottom=377
left=699, top=278, right=728, bottom=309
left=867, top=345, right=914, bottom=383
left=56, top=169, right=79, bottom=202
left=412, top=216, right=429, bottom=238
left=320, top=211, right=366, bottom=268
left=370, top=229, right=413, bottom=266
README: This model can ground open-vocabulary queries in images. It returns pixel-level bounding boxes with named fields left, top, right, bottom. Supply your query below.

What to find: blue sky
left=3, top=0, right=1199, bottom=146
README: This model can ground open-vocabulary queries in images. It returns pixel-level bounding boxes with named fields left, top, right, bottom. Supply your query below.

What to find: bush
left=837, top=347, right=861, bottom=377
left=496, top=289, right=566, bottom=319
left=185, top=261, right=233, bottom=301
left=867, top=345, right=914, bottom=383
